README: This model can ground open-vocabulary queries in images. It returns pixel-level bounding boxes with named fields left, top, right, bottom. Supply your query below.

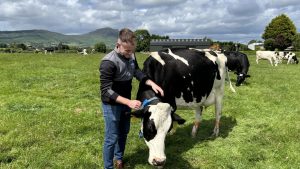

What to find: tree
left=94, top=42, right=106, bottom=53
left=214, top=41, right=236, bottom=51
left=262, top=14, right=297, bottom=50
left=134, top=29, right=150, bottom=52
left=248, top=40, right=257, bottom=45
left=150, top=34, right=169, bottom=40
left=0, top=43, right=8, bottom=48
left=264, top=38, right=275, bottom=51
left=292, top=33, right=300, bottom=51
left=58, top=42, right=69, bottom=50
left=16, top=43, right=27, bottom=50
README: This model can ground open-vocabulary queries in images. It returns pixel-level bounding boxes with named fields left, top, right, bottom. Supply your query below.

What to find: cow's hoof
left=210, top=131, right=219, bottom=138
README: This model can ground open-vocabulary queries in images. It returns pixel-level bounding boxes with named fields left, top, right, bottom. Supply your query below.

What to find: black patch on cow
left=292, top=55, right=299, bottom=64
left=143, top=112, right=157, bottom=141
left=209, top=51, right=217, bottom=57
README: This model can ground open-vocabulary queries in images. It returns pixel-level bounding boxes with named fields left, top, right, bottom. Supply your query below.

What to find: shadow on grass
left=125, top=116, right=237, bottom=169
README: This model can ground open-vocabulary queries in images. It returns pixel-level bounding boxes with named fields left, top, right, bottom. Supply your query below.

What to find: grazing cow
left=223, top=51, right=250, bottom=86
left=131, top=48, right=233, bottom=167
left=34, top=48, right=41, bottom=54
left=44, top=47, right=54, bottom=54
left=275, top=51, right=299, bottom=64
left=256, top=51, right=279, bottom=66
left=78, top=48, right=88, bottom=55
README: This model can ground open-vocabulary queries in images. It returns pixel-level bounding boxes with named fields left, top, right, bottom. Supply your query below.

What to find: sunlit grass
left=0, top=52, right=299, bottom=168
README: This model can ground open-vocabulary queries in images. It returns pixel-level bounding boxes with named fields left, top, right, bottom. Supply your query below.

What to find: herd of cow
left=130, top=48, right=298, bottom=167
left=256, top=51, right=299, bottom=66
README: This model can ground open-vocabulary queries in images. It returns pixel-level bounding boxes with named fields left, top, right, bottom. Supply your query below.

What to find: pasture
left=0, top=52, right=299, bottom=169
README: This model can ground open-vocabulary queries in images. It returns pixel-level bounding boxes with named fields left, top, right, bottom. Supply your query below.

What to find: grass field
left=0, top=52, right=299, bottom=169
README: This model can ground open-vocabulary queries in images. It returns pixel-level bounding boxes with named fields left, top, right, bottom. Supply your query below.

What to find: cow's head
left=132, top=102, right=173, bottom=167
left=235, top=73, right=250, bottom=86
left=292, top=55, right=299, bottom=64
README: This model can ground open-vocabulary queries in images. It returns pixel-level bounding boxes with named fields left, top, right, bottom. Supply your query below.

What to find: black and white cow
left=131, top=48, right=233, bottom=167
left=223, top=51, right=250, bottom=86
left=275, top=51, right=299, bottom=64
left=77, top=48, right=88, bottom=55
left=44, top=47, right=54, bottom=54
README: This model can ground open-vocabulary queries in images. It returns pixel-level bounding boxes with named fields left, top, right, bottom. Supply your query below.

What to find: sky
left=1, top=0, right=300, bottom=44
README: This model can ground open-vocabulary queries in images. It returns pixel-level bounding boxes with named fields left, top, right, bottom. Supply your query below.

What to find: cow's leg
left=170, top=113, right=186, bottom=135
left=212, top=94, right=223, bottom=137
left=273, top=57, right=278, bottom=66
left=287, top=56, right=292, bottom=64
left=191, top=106, right=203, bottom=138
left=256, top=56, right=259, bottom=64
left=268, top=58, right=273, bottom=66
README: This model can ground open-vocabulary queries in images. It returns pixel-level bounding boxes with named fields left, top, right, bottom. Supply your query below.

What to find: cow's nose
left=152, top=158, right=166, bottom=167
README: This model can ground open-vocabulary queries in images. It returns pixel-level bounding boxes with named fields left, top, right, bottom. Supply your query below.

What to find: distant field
left=0, top=52, right=299, bottom=169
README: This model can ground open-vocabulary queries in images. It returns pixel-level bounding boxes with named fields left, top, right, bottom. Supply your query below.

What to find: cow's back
left=256, top=51, right=276, bottom=59
left=142, top=48, right=219, bottom=105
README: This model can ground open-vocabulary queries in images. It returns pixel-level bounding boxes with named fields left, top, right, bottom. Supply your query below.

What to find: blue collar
left=141, top=97, right=159, bottom=109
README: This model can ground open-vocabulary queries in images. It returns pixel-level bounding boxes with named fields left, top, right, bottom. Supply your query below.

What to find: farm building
left=248, top=42, right=264, bottom=50
left=150, top=39, right=212, bottom=51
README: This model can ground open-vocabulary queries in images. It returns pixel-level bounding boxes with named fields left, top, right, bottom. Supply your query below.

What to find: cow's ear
left=246, top=75, right=251, bottom=78
left=131, top=109, right=146, bottom=118
left=172, top=113, right=186, bottom=125
left=131, top=109, right=144, bottom=118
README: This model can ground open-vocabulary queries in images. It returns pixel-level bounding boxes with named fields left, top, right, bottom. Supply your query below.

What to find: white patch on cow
left=150, top=52, right=165, bottom=65
left=192, top=49, right=217, bottom=63
left=190, top=48, right=211, bottom=52
left=205, top=51, right=218, bottom=63
left=166, top=48, right=189, bottom=66
left=145, top=103, right=172, bottom=165
left=239, top=74, right=243, bottom=77
left=175, top=95, right=208, bottom=109
left=183, top=76, right=186, bottom=79
left=191, top=81, right=194, bottom=85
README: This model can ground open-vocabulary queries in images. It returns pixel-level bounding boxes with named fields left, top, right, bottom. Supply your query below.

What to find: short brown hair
left=118, top=28, right=136, bottom=45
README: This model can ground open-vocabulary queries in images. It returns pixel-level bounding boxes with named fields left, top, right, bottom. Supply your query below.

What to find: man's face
left=117, top=41, right=136, bottom=58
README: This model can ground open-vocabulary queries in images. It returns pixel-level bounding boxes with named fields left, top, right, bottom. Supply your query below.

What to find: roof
left=150, top=39, right=211, bottom=46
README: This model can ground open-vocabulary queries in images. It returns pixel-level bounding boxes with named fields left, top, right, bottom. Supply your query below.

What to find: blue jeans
left=102, top=102, right=131, bottom=169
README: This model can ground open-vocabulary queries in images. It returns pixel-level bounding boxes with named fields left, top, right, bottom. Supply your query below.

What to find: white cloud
left=0, top=0, right=299, bottom=43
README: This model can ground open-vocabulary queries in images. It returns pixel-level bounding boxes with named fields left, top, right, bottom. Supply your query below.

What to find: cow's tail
left=226, top=68, right=236, bottom=93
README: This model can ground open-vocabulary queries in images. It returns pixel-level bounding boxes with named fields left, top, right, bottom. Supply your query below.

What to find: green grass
left=0, top=52, right=299, bottom=169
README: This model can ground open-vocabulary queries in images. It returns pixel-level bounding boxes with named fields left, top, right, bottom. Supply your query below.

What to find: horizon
left=1, top=0, right=300, bottom=44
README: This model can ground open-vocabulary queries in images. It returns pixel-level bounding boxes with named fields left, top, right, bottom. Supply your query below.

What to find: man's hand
left=146, top=80, right=164, bottom=96
left=116, top=96, right=141, bottom=110
left=127, top=100, right=141, bottom=110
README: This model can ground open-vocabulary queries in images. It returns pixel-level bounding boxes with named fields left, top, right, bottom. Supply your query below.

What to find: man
left=99, top=28, right=164, bottom=169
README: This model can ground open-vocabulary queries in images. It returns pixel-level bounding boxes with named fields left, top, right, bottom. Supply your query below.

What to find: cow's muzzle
left=152, top=158, right=166, bottom=167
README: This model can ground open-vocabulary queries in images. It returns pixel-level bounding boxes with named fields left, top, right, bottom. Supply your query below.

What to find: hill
left=0, top=27, right=118, bottom=49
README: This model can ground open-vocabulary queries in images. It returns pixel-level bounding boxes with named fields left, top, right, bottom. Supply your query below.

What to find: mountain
left=0, top=27, right=119, bottom=49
